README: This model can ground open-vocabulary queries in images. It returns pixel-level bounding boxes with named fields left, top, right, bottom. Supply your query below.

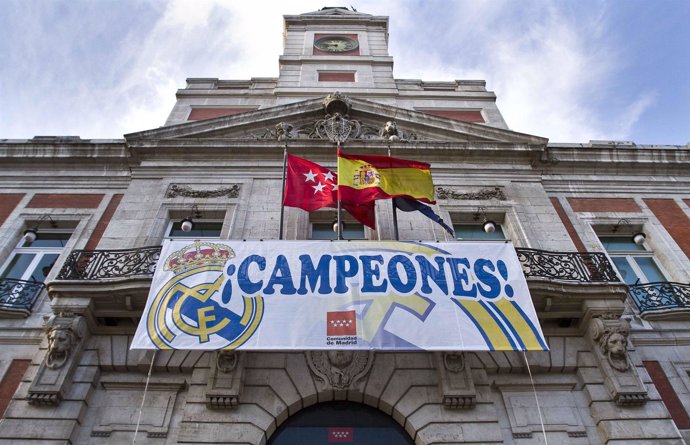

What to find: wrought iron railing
left=515, top=248, right=620, bottom=283
left=0, top=278, right=45, bottom=314
left=629, top=282, right=690, bottom=314
left=56, top=246, right=161, bottom=280
left=55, top=245, right=620, bottom=285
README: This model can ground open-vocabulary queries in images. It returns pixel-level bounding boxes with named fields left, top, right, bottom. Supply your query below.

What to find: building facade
left=0, top=7, right=689, bottom=444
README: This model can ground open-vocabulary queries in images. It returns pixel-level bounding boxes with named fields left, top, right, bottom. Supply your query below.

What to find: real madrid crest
left=146, top=241, right=264, bottom=349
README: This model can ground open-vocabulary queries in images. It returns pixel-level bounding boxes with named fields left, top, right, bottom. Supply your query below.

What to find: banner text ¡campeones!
left=222, top=253, right=515, bottom=301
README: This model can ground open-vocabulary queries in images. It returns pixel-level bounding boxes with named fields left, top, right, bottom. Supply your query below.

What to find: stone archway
left=267, top=401, right=414, bottom=444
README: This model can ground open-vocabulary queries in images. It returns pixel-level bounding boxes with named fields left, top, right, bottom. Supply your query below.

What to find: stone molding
left=91, top=375, right=186, bottom=438
left=497, top=383, right=587, bottom=439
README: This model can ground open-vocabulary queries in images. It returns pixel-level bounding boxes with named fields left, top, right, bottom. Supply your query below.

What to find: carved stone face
left=327, top=350, right=354, bottom=368
left=48, top=328, right=71, bottom=353
left=384, top=121, right=397, bottom=135
left=606, top=332, right=628, bottom=358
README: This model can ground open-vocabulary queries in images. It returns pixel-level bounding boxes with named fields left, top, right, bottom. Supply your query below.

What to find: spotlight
left=612, top=219, right=646, bottom=246
left=632, top=232, right=646, bottom=245
left=483, top=220, right=497, bottom=234
left=23, top=228, right=38, bottom=243
left=179, top=205, right=201, bottom=233
left=22, top=214, right=56, bottom=244
left=180, top=218, right=194, bottom=233
left=332, top=219, right=345, bottom=233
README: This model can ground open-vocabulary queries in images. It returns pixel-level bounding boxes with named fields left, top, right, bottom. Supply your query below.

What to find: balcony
left=0, top=278, right=45, bottom=317
left=56, top=246, right=161, bottom=280
left=49, top=245, right=626, bottom=333
left=515, top=248, right=620, bottom=283
left=55, top=245, right=620, bottom=283
left=629, top=282, right=690, bottom=318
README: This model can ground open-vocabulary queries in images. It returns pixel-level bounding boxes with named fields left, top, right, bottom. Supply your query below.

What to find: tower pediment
left=125, top=95, right=547, bottom=147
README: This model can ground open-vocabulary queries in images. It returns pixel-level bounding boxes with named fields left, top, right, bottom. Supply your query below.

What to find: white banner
left=131, top=240, right=547, bottom=351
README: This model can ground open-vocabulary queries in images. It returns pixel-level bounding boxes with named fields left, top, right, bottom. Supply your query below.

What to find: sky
left=1, top=0, right=689, bottom=145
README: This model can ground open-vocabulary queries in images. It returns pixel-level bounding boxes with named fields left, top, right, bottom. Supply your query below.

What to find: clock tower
left=165, top=6, right=508, bottom=130
left=276, top=7, right=397, bottom=96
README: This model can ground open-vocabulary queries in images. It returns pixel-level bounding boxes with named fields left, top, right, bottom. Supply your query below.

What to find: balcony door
left=599, top=235, right=666, bottom=285
left=0, top=231, right=71, bottom=283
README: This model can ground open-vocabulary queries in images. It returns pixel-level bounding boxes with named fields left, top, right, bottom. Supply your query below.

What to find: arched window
left=268, top=401, right=414, bottom=444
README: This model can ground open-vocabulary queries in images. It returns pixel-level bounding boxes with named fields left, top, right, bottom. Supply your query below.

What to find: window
left=454, top=223, right=506, bottom=240
left=599, top=235, right=666, bottom=285
left=166, top=221, right=223, bottom=239
left=0, top=231, right=71, bottom=283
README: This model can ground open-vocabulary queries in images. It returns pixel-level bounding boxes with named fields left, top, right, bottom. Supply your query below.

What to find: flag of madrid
left=283, top=154, right=376, bottom=229
left=328, top=427, right=353, bottom=442
left=283, top=154, right=338, bottom=211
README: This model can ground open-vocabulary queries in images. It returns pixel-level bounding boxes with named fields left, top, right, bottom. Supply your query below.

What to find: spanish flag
left=337, top=149, right=435, bottom=204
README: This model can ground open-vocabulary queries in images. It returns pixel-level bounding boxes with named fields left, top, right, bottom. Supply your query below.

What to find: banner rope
left=278, top=140, right=288, bottom=240
left=133, top=350, right=157, bottom=444
left=522, top=349, right=548, bottom=445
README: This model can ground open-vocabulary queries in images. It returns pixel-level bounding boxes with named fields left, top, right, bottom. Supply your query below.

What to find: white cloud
left=386, top=2, right=656, bottom=142
left=0, top=1, right=658, bottom=142
left=611, top=91, right=657, bottom=139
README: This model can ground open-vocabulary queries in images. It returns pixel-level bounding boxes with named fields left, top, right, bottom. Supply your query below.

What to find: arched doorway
left=268, top=401, right=414, bottom=444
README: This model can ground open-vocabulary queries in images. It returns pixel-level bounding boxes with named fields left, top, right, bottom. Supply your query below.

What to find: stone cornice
left=541, top=145, right=690, bottom=177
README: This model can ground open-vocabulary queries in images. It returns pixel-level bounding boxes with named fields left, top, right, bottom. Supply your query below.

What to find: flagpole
left=336, top=141, right=343, bottom=240
left=278, top=141, right=288, bottom=240
left=388, top=142, right=400, bottom=241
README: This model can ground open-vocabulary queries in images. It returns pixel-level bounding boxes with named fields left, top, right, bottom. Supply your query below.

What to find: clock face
left=314, top=36, right=358, bottom=53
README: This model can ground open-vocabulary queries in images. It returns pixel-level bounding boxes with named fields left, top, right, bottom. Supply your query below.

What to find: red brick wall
left=550, top=197, right=586, bottom=252
left=27, top=194, right=104, bottom=209
left=0, top=194, right=24, bottom=227
left=644, top=361, right=690, bottom=429
left=85, top=194, right=123, bottom=250
left=187, top=108, right=257, bottom=121
left=0, top=360, right=30, bottom=418
left=644, top=199, right=690, bottom=260
left=318, top=72, right=355, bottom=82
left=417, top=109, right=485, bottom=123
left=567, top=198, right=640, bottom=213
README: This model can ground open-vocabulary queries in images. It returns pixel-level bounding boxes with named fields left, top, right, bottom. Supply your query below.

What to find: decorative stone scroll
left=588, top=316, right=649, bottom=406
left=436, top=187, right=506, bottom=201
left=306, top=351, right=373, bottom=390
left=435, top=352, right=476, bottom=409
left=165, top=184, right=240, bottom=199
left=28, top=313, right=88, bottom=405
left=205, top=350, right=244, bottom=409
